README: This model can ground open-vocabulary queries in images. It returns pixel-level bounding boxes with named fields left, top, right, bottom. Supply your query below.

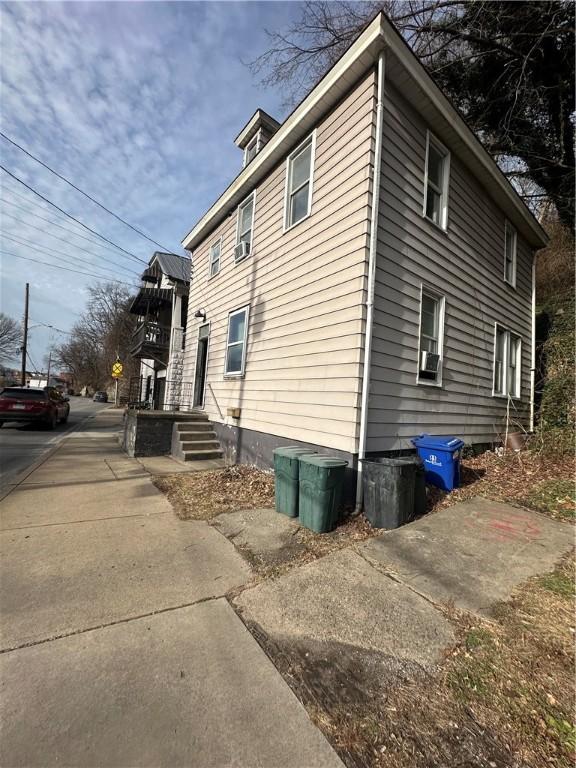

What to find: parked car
left=93, top=391, right=108, bottom=402
left=0, top=387, right=70, bottom=429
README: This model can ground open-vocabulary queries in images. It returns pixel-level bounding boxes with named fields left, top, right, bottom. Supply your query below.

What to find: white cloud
left=0, top=0, right=296, bottom=367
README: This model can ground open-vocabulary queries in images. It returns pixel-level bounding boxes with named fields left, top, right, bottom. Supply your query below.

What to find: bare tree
left=54, top=282, right=137, bottom=391
left=250, top=1, right=575, bottom=229
left=0, top=313, right=22, bottom=363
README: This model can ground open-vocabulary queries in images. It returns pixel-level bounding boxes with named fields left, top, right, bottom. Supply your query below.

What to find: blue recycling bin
left=411, top=434, right=465, bottom=491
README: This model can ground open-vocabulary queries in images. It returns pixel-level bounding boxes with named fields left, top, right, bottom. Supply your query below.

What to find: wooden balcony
left=130, top=321, right=171, bottom=361
left=129, top=286, right=172, bottom=316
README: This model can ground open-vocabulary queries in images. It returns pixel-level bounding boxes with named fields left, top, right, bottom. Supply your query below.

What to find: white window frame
left=416, top=286, right=445, bottom=387
left=492, top=324, right=522, bottom=399
left=209, top=238, right=221, bottom=278
left=235, top=192, right=256, bottom=262
left=243, top=131, right=260, bottom=168
left=283, top=131, right=316, bottom=231
left=504, top=219, right=517, bottom=288
left=423, top=131, right=450, bottom=231
left=224, top=305, right=250, bottom=377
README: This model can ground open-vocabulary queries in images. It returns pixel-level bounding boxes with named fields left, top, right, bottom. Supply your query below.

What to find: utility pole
left=46, top=350, right=52, bottom=387
left=20, top=282, right=29, bottom=386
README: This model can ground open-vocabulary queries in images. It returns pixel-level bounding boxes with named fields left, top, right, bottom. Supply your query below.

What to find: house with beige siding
left=180, top=12, right=547, bottom=503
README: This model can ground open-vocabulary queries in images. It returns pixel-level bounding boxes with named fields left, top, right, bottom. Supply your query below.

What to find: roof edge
left=181, top=15, right=385, bottom=251
left=234, top=109, right=281, bottom=149
left=182, top=12, right=547, bottom=252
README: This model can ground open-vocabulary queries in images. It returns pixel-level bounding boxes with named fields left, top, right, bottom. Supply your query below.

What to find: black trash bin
left=361, top=456, right=426, bottom=529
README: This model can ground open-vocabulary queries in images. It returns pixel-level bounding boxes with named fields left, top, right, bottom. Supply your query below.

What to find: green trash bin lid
left=299, top=455, right=348, bottom=468
left=274, top=447, right=315, bottom=458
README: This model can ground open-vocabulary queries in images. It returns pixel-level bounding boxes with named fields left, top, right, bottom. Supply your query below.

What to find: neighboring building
left=180, top=13, right=547, bottom=495
left=128, top=251, right=191, bottom=410
left=27, top=375, right=70, bottom=393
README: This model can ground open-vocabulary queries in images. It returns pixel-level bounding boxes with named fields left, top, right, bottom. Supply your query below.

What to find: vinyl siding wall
left=367, top=82, right=534, bottom=452
left=182, top=71, right=376, bottom=454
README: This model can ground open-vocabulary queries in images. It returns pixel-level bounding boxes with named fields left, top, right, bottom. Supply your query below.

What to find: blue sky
left=0, top=1, right=299, bottom=371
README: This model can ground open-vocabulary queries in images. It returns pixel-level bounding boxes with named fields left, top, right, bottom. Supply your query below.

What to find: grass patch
left=428, top=449, right=575, bottom=521
left=521, top=479, right=575, bottom=520
left=259, top=553, right=576, bottom=768
left=538, top=570, right=575, bottom=598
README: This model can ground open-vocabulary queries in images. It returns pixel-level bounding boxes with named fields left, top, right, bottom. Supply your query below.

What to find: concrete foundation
left=122, top=410, right=205, bottom=457
left=212, top=421, right=358, bottom=502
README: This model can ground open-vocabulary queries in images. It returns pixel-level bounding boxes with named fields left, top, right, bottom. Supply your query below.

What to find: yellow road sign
left=111, top=361, right=123, bottom=378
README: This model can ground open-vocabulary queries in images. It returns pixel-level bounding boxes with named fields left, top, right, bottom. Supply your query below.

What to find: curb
left=0, top=408, right=111, bottom=503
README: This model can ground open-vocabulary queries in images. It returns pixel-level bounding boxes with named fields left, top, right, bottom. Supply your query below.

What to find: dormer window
left=235, top=109, right=280, bottom=169
left=244, top=134, right=259, bottom=167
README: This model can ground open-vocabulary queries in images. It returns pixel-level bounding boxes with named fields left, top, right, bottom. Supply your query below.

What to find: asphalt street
left=0, top=398, right=108, bottom=494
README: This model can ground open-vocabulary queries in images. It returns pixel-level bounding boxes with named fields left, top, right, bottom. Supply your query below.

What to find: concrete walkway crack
left=0, top=594, right=223, bottom=655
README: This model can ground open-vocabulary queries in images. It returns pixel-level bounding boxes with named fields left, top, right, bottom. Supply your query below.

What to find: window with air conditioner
left=504, top=220, right=517, bottom=287
left=493, top=326, right=521, bottom=398
left=418, top=289, right=445, bottom=385
left=225, top=305, right=249, bottom=376
left=285, top=134, right=314, bottom=229
left=209, top=239, right=221, bottom=277
left=423, top=132, right=450, bottom=230
left=235, top=194, right=254, bottom=262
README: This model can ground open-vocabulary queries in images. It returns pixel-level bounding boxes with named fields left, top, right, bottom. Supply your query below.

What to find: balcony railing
left=130, top=321, right=171, bottom=360
left=129, top=286, right=172, bottom=316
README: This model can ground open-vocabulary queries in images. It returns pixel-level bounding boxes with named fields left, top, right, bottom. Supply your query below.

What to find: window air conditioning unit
left=234, top=241, right=250, bottom=261
left=421, top=351, right=440, bottom=373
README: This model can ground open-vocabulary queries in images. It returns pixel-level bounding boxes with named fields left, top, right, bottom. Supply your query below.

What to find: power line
left=26, top=350, right=42, bottom=375
left=1, top=250, right=136, bottom=286
left=0, top=131, right=182, bottom=256
left=0, top=165, right=147, bottom=265
left=1, top=196, right=145, bottom=264
left=1, top=222, right=140, bottom=277
left=1, top=234, right=126, bottom=281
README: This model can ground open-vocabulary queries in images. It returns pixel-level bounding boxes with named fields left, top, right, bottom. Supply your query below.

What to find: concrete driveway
left=0, top=410, right=342, bottom=768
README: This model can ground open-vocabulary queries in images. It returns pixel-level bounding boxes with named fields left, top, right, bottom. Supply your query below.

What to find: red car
left=0, top=387, right=70, bottom=429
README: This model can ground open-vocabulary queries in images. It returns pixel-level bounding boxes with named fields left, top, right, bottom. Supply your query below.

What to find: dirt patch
left=241, top=554, right=575, bottom=768
left=428, top=450, right=575, bottom=521
left=152, top=465, right=275, bottom=520
left=154, top=466, right=383, bottom=575
left=235, top=513, right=383, bottom=580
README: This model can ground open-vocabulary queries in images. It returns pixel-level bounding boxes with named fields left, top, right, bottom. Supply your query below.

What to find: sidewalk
left=0, top=409, right=342, bottom=767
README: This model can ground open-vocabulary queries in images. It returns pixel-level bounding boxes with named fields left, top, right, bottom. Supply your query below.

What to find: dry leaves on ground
left=428, top=450, right=575, bottom=521
left=153, top=465, right=275, bottom=520
left=264, top=553, right=576, bottom=768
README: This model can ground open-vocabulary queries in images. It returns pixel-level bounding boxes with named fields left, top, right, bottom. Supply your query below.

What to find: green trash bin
left=298, top=455, right=348, bottom=533
left=273, top=447, right=316, bottom=517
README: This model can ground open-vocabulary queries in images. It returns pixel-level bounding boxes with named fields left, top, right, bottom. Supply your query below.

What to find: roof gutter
left=355, top=49, right=386, bottom=512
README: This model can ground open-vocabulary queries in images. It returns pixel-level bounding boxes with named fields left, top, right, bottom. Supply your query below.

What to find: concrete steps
left=171, top=414, right=223, bottom=461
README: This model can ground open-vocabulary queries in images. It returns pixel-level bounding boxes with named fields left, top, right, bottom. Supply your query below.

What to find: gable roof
left=150, top=251, right=191, bottom=283
left=234, top=109, right=281, bottom=149
left=182, top=12, right=547, bottom=252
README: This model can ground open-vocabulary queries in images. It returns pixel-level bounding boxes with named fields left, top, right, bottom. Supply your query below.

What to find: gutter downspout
left=355, top=49, right=386, bottom=511
left=529, top=253, right=536, bottom=432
